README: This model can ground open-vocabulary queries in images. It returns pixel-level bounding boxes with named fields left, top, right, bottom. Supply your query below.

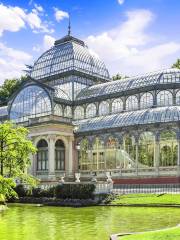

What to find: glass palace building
left=1, top=33, right=180, bottom=184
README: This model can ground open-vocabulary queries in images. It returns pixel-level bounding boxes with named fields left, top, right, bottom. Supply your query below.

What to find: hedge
left=14, top=183, right=95, bottom=199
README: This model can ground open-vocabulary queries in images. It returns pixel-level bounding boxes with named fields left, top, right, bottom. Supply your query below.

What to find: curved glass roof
left=75, top=106, right=180, bottom=133
left=30, top=35, right=110, bottom=80
left=76, top=68, right=180, bottom=100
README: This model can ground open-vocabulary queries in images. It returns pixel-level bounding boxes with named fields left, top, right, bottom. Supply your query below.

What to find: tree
left=172, top=59, right=180, bottom=69
left=0, top=76, right=27, bottom=106
left=0, top=121, right=37, bottom=183
left=112, top=73, right=129, bottom=81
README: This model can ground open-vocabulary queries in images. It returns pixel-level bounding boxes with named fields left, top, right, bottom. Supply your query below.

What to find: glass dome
left=30, top=35, right=110, bottom=81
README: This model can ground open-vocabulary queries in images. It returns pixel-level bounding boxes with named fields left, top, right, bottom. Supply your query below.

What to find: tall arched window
left=99, top=101, right=109, bottom=116
left=64, top=106, right=72, bottom=118
left=112, top=98, right=123, bottom=113
left=10, top=85, right=52, bottom=122
left=176, top=91, right=180, bottom=105
left=86, top=103, right=96, bottom=118
left=54, top=104, right=63, bottom=116
left=157, top=90, right=173, bottom=106
left=74, top=106, right=84, bottom=120
left=160, top=131, right=177, bottom=166
left=37, top=139, right=48, bottom=171
left=55, top=140, right=65, bottom=170
left=140, top=93, right=153, bottom=109
left=126, top=96, right=138, bottom=111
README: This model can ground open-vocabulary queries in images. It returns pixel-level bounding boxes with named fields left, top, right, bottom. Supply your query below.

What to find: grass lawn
left=111, top=194, right=180, bottom=205
left=119, top=226, right=180, bottom=240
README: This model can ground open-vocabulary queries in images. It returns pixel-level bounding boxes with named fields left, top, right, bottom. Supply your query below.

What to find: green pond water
left=0, top=204, right=180, bottom=240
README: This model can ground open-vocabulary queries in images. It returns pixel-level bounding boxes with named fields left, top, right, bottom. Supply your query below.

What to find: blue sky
left=0, top=0, right=180, bottom=83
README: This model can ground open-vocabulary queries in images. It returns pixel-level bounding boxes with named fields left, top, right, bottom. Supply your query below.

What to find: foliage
left=0, top=76, right=27, bottom=106
left=55, top=184, right=95, bottom=199
left=111, top=194, right=180, bottom=205
left=0, top=175, right=17, bottom=200
left=14, top=184, right=28, bottom=197
left=112, top=73, right=129, bottom=81
left=172, top=59, right=180, bottom=69
left=120, top=226, right=180, bottom=240
left=0, top=121, right=36, bottom=180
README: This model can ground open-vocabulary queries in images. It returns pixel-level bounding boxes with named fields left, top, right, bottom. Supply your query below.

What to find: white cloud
left=0, top=42, right=32, bottom=83
left=43, top=35, right=55, bottom=50
left=0, top=3, right=53, bottom=36
left=34, top=3, right=44, bottom=13
left=86, top=9, right=180, bottom=76
left=118, top=0, right=125, bottom=5
left=32, top=34, right=55, bottom=53
left=54, top=7, right=69, bottom=22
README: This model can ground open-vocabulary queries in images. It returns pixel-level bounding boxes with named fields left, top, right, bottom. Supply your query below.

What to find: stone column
left=67, top=136, right=73, bottom=176
left=135, top=142, right=139, bottom=175
left=154, top=132, right=160, bottom=175
left=48, top=134, right=56, bottom=180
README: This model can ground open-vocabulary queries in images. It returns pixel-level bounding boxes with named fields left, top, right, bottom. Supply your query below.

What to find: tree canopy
left=0, top=76, right=27, bottom=106
left=112, top=73, right=129, bottom=81
left=0, top=122, right=37, bottom=199
left=172, top=59, right=180, bottom=69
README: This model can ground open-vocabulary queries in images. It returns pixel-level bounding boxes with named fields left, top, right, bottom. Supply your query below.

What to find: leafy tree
left=0, top=176, right=17, bottom=201
left=0, top=76, right=27, bottom=105
left=112, top=73, right=129, bottom=81
left=0, top=121, right=37, bottom=184
left=172, top=59, right=180, bottom=69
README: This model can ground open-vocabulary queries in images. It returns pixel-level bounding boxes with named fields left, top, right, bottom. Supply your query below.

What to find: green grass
left=111, top=194, right=180, bottom=205
left=119, top=226, right=180, bottom=240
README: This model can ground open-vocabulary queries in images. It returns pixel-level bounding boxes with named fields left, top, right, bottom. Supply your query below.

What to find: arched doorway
left=37, top=139, right=48, bottom=171
left=55, top=140, right=65, bottom=170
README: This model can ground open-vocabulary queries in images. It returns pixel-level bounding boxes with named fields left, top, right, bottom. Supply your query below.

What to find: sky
left=0, top=0, right=180, bottom=83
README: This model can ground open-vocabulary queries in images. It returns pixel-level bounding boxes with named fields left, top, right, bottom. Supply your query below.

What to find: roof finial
left=68, top=16, right=71, bottom=36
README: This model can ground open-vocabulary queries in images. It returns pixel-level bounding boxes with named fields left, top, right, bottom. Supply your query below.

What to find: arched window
left=55, top=140, right=65, bottom=170
left=74, top=106, right=84, bottom=120
left=112, top=98, right=123, bottom=113
left=139, top=132, right=155, bottom=167
left=54, top=104, right=63, bottom=116
left=64, top=106, right=72, bottom=118
left=86, top=103, right=96, bottom=118
left=123, top=135, right=136, bottom=168
left=126, top=96, right=138, bottom=111
left=160, top=131, right=177, bottom=166
left=79, top=138, right=90, bottom=170
left=140, top=93, right=153, bottom=109
left=10, top=85, right=52, bottom=122
left=157, top=90, right=173, bottom=107
left=37, top=139, right=48, bottom=171
left=99, top=101, right=109, bottom=115
left=176, top=91, right=180, bottom=105
left=92, top=137, right=105, bottom=170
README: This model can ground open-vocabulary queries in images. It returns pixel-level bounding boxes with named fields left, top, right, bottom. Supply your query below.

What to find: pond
left=0, top=204, right=180, bottom=240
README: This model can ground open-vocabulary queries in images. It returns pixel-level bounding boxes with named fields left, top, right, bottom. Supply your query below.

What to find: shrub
left=55, top=183, right=95, bottom=199
left=0, top=176, right=17, bottom=200
left=14, top=184, right=28, bottom=197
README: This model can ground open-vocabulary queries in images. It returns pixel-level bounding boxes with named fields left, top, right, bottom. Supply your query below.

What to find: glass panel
left=10, top=85, right=52, bottom=122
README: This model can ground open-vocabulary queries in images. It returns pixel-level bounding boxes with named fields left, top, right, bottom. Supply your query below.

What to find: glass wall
left=157, top=90, right=173, bottom=106
left=112, top=98, right=124, bottom=113
left=74, top=106, right=84, bottom=120
left=99, top=101, right=109, bottom=116
left=160, top=131, right=177, bottom=166
left=140, top=92, right=153, bottom=109
left=54, top=104, right=63, bottom=116
left=86, top=103, right=97, bottom=118
left=139, top=132, right=154, bottom=167
left=10, top=85, right=52, bottom=122
left=64, top=106, right=72, bottom=118
left=126, top=96, right=138, bottom=111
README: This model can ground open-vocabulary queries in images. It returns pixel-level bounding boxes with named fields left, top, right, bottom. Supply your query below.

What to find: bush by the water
left=55, top=184, right=95, bottom=199
left=14, top=183, right=95, bottom=199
